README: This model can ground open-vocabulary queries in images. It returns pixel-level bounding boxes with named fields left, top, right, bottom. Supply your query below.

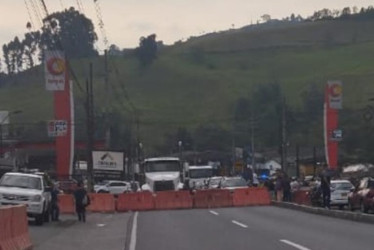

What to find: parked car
left=330, top=180, right=354, bottom=209
left=207, top=176, right=224, bottom=189
left=348, top=177, right=374, bottom=213
left=219, top=177, right=248, bottom=192
left=94, top=180, right=131, bottom=194
left=0, top=172, right=52, bottom=225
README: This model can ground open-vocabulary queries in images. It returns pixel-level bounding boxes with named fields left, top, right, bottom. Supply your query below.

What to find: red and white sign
left=324, top=81, right=342, bottom=170
left=44, top=51, right=66, bottom=91
left=327, top=81, right=342, bottom=110
left=48, top=120, right=68, bottom=137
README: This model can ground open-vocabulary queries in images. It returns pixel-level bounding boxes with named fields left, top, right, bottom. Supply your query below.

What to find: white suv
left=0, top=172, right=52, bottom=225
left=94, top=180, right=131, bottom=194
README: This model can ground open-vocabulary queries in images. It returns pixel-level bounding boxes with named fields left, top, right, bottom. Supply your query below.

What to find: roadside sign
left=48, top=120, right=68, bottom=137
left=44, top=50, right=66, bottom=91
left=93, top=151, right=124, bottom=171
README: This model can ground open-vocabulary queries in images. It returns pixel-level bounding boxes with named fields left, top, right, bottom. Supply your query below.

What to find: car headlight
left=31, top=195, right=42, bottom=202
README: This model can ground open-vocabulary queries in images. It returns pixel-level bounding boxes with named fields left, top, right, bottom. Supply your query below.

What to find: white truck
left=140, top=157, right=184, bottom=192
left=0, top=172, right=52, bottom=225
left=186, top=165, right=214, bottom=190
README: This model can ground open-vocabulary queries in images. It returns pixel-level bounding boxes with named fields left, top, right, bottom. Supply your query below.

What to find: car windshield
left=145, top=161, right=180, bottom=172
left=222, top=178, right=247, bottom=187
left=190, top=169, right=213, bottom=179
left=0, top=175, right=42, bottom=190
left=331, top=182, right=353, bottom=190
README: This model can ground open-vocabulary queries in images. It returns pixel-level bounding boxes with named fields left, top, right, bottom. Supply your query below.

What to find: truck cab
left=140, top=157, right=184, bottom=192
left=186, top=165, right=214, bottom=190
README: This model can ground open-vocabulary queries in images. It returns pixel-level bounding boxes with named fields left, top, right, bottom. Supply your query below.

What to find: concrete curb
left=272, top=201, right=374, bottom=225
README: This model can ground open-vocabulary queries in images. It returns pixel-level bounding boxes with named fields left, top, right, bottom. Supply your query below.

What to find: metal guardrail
left=272, top=201, right=374, bottom=224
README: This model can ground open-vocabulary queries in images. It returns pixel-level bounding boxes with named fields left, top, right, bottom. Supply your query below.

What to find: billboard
left=327, top=81, right=342, bottom=110
left=47, top=120, right=68, bottom=137
left=44, top=51, right=66, bottom=91
left=93, top=151, right=124, bottom=171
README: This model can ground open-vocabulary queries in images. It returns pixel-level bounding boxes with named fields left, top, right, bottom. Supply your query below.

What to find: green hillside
left=2, top=18, right=374, bottom=158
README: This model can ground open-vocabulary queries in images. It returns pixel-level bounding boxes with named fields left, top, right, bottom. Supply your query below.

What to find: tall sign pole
left=45, top=51, right=74, bottom=179
left=323, top=81, right=342, bottom=170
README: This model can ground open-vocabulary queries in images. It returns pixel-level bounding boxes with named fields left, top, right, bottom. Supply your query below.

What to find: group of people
left=50, top=181, right=90, bottom=222
left=263, top=172, right=294, bottom=202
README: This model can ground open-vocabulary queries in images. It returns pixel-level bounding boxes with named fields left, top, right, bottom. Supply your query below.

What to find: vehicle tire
left=348, top=201, right=355, bottom=211
left=35, top=214, right=44, bottom=226
left=338, top=205, right=344, bottom=210
left=360, top=200, right=368, bottom=213
left=98, top=190, right=105, bottom=193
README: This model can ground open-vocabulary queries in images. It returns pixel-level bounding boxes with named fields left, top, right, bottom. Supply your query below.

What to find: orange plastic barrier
left=58, top=194, right=75, bottom=214
left=117, top=192, right=154, bottom=212
left=232, top=187, right=271, bottom=206
left=0, top=205, right=32, bottom=250
left=292, top=190, right=311, bottom=205
left=193, top=189, right=233, bottom=208
left=87, top=193, right=115, bottom=213
left=154, top=191, right=193, bottom=210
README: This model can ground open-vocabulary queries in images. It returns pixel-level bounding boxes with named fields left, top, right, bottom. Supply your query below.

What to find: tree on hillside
left=136, top=34, right=158, bottom=67
left=194, top=125, right=231, bottom=152
left=22, top=31, right=40, bottom=68
left=40, top=7, right=98, bottom=59
left=5, top=37, right=24, bottom=74
left=2, top=44, right=10, bottom=74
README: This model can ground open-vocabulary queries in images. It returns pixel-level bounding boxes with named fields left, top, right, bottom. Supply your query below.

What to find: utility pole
left=295, top=144, right=300, bottom=178
left=86, top=63, right=94, bottom=192
left=281, top=97, right=287, bottom=174
left=313, top=146, right=317, bottom=177
left=104, top=50, right=110, bottom=149
left=250, top=103, right=255, bottom=170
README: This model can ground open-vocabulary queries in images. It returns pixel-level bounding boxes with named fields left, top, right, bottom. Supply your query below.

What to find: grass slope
left=1, top=18, right=374, bottom=152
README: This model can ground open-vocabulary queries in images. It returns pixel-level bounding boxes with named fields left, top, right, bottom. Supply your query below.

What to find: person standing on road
left=50, top=182, right=60, bottom=221
left=321, top=173, right=331, bottom=209
left=275, top=174, right=283, bottom=202
left=282, top=175, right=292, bottom=202
left=73, top=181, right=90, bottom=222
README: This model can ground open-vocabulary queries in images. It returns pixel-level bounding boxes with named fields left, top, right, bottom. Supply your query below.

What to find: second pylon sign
left=44, top=50, right=66, bottom=91
left=48, top=120, right=68, bottom=137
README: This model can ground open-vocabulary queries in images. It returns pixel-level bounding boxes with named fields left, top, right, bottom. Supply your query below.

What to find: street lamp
left=0, top=110, right=22, bottom=158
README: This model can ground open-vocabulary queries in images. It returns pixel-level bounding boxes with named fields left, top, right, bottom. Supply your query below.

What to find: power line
left=24, top=0, right=36, bottom=30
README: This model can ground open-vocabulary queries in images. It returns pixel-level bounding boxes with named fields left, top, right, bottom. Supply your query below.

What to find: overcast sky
left=0, top=0, right=373, bottom=51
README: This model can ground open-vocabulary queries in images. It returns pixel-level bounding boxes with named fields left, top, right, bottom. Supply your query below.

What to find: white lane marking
left=129, top=212, right=139, bottom=250
left=280, top=239, right=311, bottom=250
left=231, top=220, right=248, bottom=228
left=96, top=223, right=106, bottom=227
left=209, top=210, right=219, bottom=216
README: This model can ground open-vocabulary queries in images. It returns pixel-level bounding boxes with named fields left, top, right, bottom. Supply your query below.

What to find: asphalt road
left=29, top=206, right=374, bottom=250
left=29, top=213, right=131, bottom=250
left=135, top=206, right=374, bottom=250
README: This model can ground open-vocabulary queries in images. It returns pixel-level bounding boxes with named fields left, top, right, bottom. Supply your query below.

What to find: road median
left=272, top=201, right=374, bottom=224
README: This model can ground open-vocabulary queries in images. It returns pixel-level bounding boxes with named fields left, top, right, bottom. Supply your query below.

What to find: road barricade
left=87, top=193, right=115, bottom=213
left=193, top=189, right=233, bottom=208
left=0, top=205, right=32, bottom=250
left=58, top=194, right=75, bottom=214
left=292, top=190, right=311, bottom=205
left=232, top=187, right=271, bottom=206
left=117, top=192, right=154, bottom=212
left=154, top=191, right=193, bottom=210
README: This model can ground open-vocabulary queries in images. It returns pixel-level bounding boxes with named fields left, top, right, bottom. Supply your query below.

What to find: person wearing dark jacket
left=282, top=175, right=292, bottom=202
left=321, top=173, right=331, bottom=209
left=73, top=181, right=90, bottom=222
left=50, top=183, right=60, bottom=221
